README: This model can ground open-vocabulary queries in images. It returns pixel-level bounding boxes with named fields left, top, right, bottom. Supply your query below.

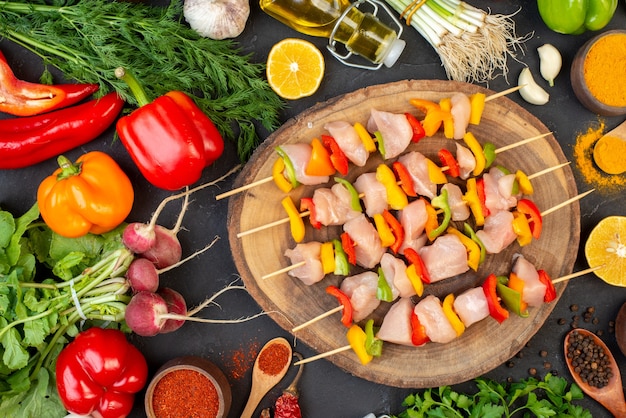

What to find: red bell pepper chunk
left=404, top=112, right=426, bottom=143
left=438, top=148, right=461, bottom=178
left=300, top=197, right=321, bottom=229
left=341, top=232, right=357, bottom=265
left=56, top=328, right=148, bottom=418
left=537, top=269, right=557, bottom=302
left=482, top=273, right=509, bottom=323
left=410, top=310, right=430, bottom=346
left=476, top=177, right=490, bottom=217
left=382, top=209, right=405, bottom=254
left=326, top=285, right=353, bottom=327
left=403, top=247, right=431, bottom=284
left=517, top=198, right=543, bottom=240
left=322, top=134, right=349, bottom=175
left=392, top=161, right=417, bottom=197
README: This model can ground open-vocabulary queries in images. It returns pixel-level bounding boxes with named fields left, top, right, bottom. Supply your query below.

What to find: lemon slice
left=584, top=216, right=626, bottom=287
left=266, top=38, right=325, bottom=100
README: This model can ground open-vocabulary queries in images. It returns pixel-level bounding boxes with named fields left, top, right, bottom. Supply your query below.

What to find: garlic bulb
left=518, top=67, right=549, bottom=105
left=537, top=44, right=562, bottom=87
left=184, top=0, right=250, bottom=40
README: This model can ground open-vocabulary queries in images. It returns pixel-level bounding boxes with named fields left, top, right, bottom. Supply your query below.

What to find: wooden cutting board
left=227, top=80, right=579, bottom=388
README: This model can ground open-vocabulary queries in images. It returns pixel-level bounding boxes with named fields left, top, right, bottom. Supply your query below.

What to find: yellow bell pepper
left=423, top=198, right=439, bottom=240
left=462, top=132, right=486, bottom=176
left=515, top=169, right=534, bottom=195
left=469, top=92, right=486, bottom=125
left=373, top=213, right=395, bottom=247
left=409, top=98, right=447, bottom=137
left=346, top=324, right=373, bottom=365
left=376, top=164, right=408, bottom=210
left=508, top=273, right=528, bottom=314
left=281, top=196, right=305, bottom=243
left=442, top=294, right=465, bottom=337
left=439, top=98, right=454, bottom=139
left=272, top=158, right=293, bottom=193
left=425, top=158, right=447, bottom=184
left=463, top=178, right=485, bottom=227
left=320, top=241, right=336, bottom=274
left=406, top=264, right=424, bottom=297
left=511, top=210, right=533, bottom=247
left=446, top=227, right=481, bottom=271
left=353, top=122, right=377, bottom=153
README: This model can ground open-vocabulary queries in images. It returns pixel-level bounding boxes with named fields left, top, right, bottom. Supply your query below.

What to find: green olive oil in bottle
left=260, top=0, right=405, bottom=68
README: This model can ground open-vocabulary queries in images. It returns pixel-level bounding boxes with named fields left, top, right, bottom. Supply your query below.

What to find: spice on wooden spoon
left=593, top=120, right=626, bottom=175
left=564, top=328, right=626, bottom=417
left=240, top=337, right=292, bottom=418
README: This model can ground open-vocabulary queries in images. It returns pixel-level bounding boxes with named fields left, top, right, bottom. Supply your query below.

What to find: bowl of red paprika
left=145, top=356, right=232, bottom=418
left=571, top=29, right=626, bottom=116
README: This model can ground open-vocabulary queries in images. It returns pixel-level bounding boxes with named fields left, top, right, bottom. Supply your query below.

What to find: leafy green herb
left=0, top=0, right=285, bottom=161
left=393, top=374, right=592, bottom=418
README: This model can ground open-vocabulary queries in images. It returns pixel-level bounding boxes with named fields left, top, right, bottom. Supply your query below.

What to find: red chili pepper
left=382, top=209, right=405, bottom=254
left=516, top=198, right=543, bottom=239
left=321, top=134, right=349, bottom=175
left=326, top=285, right=353, bottom=327
left=404, top=112, right=426, bottom=142
left=56, top=327, right=148, bottom=418
left=341, top=232, right=357, bottom=265
left=410, top=310, right=430, bottom=346
left=0, top=50, right=99, bottom=117
left=274, top=353, right=303, bottom=418
left=482, top=273, right=509, bottom=323
left=299, top=197, right=321, bottom=229
left=403, top=247, right=431, bottom=284
left=392, top=161, right=417, bottom=197
left=438, top=148, right=460, bottom=178
left=537, top=269, right=557, bottom=302
left=476, top=177, right=490, bottom=217
left=0, top=92, right=124, bottom=169
left=115, top=67, right=224, bottom=190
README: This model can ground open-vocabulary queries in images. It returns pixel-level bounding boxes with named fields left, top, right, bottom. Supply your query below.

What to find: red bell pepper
left=403, top=247, right=431, bottom=284
left=482, top=273, right=509, bottom=323
left=438, top=148, right=460, bottom=178
left=404, top=112, right=426, bottom=142
left=537, top=269, right=557, bottom=302
left=410, top=310, right=430, bottom=346
left=0, top=92, right=124, bottom=169
left=56, top=327, right=148, bottom=418
left=322, top=134, right=349, bottom=175
left=326, top=285, right=353, bottom=327
left=392, top=161, right=417, bottom=197
left=516, top=199, right=543, bottom=239
left=382, top=209, right=405, bottom=254
left=300, top=197, right=321, bottom=229
left=341, top=232, right=357, bottom=265
left=476, top=177, right=490, bottom=217
left=0, top=50, right=99, bottom=116
left=115, top=67, right=224, bottom=190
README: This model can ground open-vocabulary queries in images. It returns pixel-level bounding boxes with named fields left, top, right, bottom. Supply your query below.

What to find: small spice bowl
left=145, top=356, right=232, bottom=418
left=571, top=29, right=626, bottom=116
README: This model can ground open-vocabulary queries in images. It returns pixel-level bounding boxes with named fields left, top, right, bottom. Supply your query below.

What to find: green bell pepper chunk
left=374, top=131, right=385, bottom=158
left=364, top=319, right=383, bottom=357
left=376, top=267, right=394, bottom=302
left=463, top=222, right=486, bottom=265
left=334, top=177, right=362, bottom=212
left=332, top=239, right=350, bottom=276
left=537, top=0, right=617, bottom=34
left=482, top=142, right=496, bottom=169
left=275, top=146, right=300, bottom=189
left=428, top=188, right=451, bottom=240
left=496, top=276, right=529, bottom=318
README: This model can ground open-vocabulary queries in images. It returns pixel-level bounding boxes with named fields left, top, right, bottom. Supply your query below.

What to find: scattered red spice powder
left=258, top=343, right=290, bottom=376
left=152, top=369, right=219, bottom=418
left=223, top=340, right=260, bottom=380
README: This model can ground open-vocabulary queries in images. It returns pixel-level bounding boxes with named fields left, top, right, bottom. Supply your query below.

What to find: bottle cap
left=383, top=38, right=406, bottom=68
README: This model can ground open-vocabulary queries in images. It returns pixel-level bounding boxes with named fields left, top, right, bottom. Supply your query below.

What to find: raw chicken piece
left=340, top=271, right=380, bottom=322
left=366, top=109, right=413, bottom=159
left=398, top=199, right=428, bottom=252
left=343, top=214, right=386, bottom=269
left=456, top=143, right=476, bottom=180
left=483, top=167, right=517, bottom=214
left=475, top=210, right=517, bottom=254
left=398, top=151, right=437, bottom=199
left=498, top=173, right=520, bottom=201
left=376, top=297, right=415, bottom=346
left=442, top=183, right=470, bottom=221
left=414, top=295, right=457, bottom=344
left=284, top=242, right=324, bottom=285
left=453, top=287, right=490, bottom=327
left=312, top=183, right=361, bottom=226
left=511, top=254, right=547, bottom=307
left=354, top=172, right=387, bottom=216
left=324, top=120, right=368, bottom=166
left=380, top=253, right=413, bottom=299
left=419, top=234, right=469, bottom=282
left=278, top=143, right=329, bottom=185
left=450, top=93, right=471, bottom=140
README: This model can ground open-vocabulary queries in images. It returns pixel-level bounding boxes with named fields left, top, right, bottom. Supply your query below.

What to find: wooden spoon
left=240, top=337, right=292, bottom=418
left=593, top=120, right=626, bottom=174
left=564, top=328, right=626, bottom=417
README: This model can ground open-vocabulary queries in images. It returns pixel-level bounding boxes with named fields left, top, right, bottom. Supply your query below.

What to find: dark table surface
left=1, top=0, right=625, bottom=417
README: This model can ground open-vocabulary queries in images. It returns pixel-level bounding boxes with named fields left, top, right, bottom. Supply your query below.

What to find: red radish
left=125, top=291, right=169, bottom=337
left=140, top=224, right=183, bottom=269
left=158, top=287, right=187, bottom=333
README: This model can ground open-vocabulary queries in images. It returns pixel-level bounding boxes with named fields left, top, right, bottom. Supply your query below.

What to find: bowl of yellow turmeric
left=571, top=30, right=626, bottom=116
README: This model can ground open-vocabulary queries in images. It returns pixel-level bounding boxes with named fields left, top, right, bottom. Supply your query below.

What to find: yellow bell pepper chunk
left=376, top=164, right=408, bottom=210
left=463, top=132, right=486, bottom=176
left=353, top=122, right=377, bottom=153
left=373, top=213, right=395, bottom=247
left=281, top=196, right=305, bottom=243
left=320, top=241, right=336, bottom=274
left=406, top=264, right=424, bottom=297
left=272, top=158, right=293, bottom=193
left=469, top=93, right=486, bottom=125
left=511, top=211, right=533, bottom=247
left=463, top=178, right=485, bottom=227
left=515, top=169, right=534, bottom=195
left=426, top=158, right=447, bottom=184
left=442, top=294, right=465, bottom=337
left=439, top=98, right=454, bottom=139
left=446, top=227, right=481, bottom=271
left=346, top=324, right=373, bottom=365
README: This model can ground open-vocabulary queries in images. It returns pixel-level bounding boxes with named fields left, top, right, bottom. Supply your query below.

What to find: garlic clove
left=537, top=43, right=562, bottom=87
left=518, top=67, right=549, bottom=105
left=184, top=0, right=250, bottom=40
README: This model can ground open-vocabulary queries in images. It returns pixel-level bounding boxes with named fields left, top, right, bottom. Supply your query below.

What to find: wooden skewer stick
left=216, top=87, right=529, bottom=201
left=292, top=265, right=602, bottom=366
left=292, top=305, right=344, bottom=332
left=527, top=161, right=570, bottom=180
left=541, top=189, right=594, bottom=217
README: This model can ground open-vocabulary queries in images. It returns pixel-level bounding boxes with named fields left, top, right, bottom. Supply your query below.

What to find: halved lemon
left=584, top=216, right=626, bottom=287
left=266, top=38, right=325, bottom=100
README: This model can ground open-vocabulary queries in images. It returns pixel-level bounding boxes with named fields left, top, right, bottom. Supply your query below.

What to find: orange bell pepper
left=305, top=137, right=336, bottom=176
left=37, top=151, right=134, bottom=238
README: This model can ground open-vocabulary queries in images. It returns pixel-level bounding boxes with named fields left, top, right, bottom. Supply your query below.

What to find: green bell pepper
left=537, top=0, right=618, bottom=34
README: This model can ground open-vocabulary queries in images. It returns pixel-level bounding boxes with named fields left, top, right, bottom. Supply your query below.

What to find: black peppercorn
left=566, top=330, right=613, bottom=389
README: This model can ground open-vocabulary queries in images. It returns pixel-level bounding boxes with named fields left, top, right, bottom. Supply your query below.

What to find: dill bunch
left=0, top=0, right=285, bottom=161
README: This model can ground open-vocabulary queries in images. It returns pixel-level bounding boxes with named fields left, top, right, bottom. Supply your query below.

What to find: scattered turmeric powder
left=583, top=33, right=626, bottom=107
left=573, top=120, right=626, bottom=193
